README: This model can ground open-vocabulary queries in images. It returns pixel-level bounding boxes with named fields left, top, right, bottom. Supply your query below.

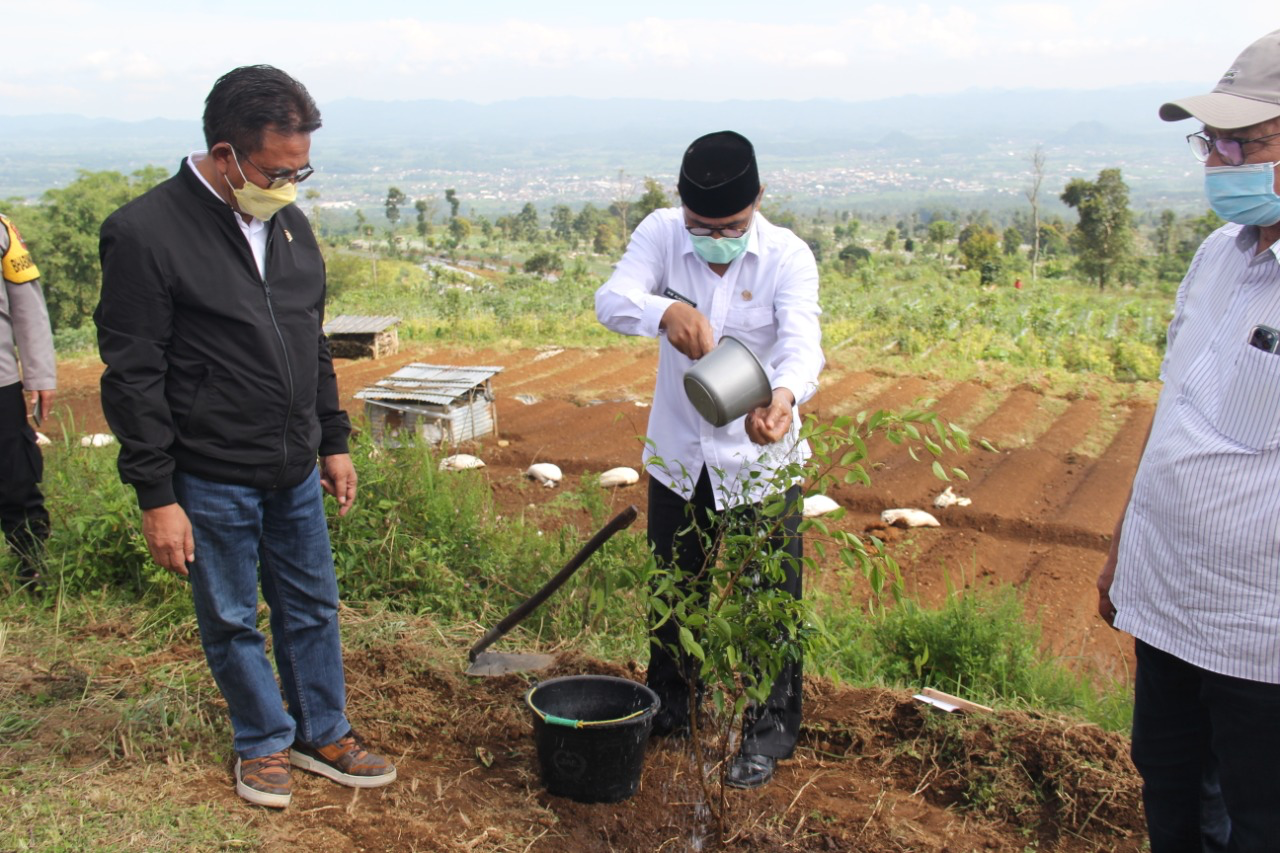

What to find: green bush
left=326, top=429, right=651, bottom=652
left=873, top=585, right=1041, bottom=695
left=845, top=583, right=1131, bottom=730
left=33, top=438, right=159, bottom=596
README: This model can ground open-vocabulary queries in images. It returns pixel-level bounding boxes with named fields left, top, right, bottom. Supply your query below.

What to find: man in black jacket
left=96, top=65, right=395, bottom=809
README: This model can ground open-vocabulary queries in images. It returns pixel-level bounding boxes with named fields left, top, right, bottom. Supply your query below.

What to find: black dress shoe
left=725, top=753, right=776, bottom=789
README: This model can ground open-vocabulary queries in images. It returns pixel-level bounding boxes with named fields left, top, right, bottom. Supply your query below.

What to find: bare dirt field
left=35, top=344, right=1151, bottom=851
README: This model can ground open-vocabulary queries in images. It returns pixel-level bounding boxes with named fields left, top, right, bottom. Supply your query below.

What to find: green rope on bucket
left=527, top=700, right=649, bottom=728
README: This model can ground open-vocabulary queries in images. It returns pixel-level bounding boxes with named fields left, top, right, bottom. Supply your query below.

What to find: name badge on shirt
left=663, top=287, right=697, bottom=308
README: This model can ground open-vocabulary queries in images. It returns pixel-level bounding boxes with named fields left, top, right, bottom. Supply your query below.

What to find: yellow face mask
left=1, top=215, right=40, bottom=283
left=225, top=151, right=298, bottom=221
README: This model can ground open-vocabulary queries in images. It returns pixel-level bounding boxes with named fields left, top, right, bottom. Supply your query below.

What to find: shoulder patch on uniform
left=0, top=215, right=40, bottom=284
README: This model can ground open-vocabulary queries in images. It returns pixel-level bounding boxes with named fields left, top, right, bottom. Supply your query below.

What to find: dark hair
left=202, top=65, right=322, bottom=153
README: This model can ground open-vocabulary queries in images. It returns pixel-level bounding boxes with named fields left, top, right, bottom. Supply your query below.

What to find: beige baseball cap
left=1161, top=29, right=1280, bottom=129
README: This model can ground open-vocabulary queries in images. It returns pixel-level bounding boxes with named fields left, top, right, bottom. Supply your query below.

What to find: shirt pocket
left=1215, top=342, right=1280, bottom=450
left=725, top=304, right=772, bottom=331
left=723, top=304, right=774, bottom=352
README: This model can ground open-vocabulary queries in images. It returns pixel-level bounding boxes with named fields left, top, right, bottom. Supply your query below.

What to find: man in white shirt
left=596, top=130, right=823, bottom=789
left=1097, top=29, right=1280, bottom=851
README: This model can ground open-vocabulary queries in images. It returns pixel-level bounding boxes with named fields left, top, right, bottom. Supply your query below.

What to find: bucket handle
left=526, top=695, right=649, bottom=728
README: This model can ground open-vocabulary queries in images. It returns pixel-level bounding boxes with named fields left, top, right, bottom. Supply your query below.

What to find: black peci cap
left=677, top=130, right=760, bottom=218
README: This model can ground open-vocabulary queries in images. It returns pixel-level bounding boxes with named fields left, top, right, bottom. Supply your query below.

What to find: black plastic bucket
left=524, top=674, right=660, bottom=803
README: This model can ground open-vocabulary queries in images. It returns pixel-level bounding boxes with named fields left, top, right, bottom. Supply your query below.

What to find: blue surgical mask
left=690, top=232, right=750, bottom=265
left=1205, top=162, right=1280, bottom=226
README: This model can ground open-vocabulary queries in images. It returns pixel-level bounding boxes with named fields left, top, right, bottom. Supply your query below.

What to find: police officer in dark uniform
left=0, top=212, right=56, bottom=586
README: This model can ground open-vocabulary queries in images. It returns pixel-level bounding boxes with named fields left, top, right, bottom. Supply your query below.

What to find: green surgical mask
left=226, top=152, right=297, bottom=221
left=690, top=232, right=749, bottom=265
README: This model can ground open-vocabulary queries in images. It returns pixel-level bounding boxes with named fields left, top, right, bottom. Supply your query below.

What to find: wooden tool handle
left=468, top=504, right=639, bottom=662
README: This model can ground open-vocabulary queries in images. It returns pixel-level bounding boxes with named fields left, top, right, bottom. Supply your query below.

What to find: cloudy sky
left=4, top=1, right=1273, bottom=120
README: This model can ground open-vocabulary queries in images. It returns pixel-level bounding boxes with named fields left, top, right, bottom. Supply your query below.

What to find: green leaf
left=931, top=460, right=949, bottom=481
left=678, top=627, right=704, bottom=661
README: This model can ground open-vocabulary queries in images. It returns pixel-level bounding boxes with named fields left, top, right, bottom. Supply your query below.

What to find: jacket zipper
left=261, top=231, right=295, bottom=488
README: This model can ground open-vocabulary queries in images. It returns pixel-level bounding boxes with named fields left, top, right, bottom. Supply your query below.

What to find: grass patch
left=0, top=591, right=249, bottom=851
left=325, top=429, right=653, bottom=663
left=815, top=580, right=1132, bottom=732
left=3, top=773, right=256, bottom=852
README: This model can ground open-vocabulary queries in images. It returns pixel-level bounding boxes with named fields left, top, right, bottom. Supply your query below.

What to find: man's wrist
left=136, top=478, right=177, bottom=510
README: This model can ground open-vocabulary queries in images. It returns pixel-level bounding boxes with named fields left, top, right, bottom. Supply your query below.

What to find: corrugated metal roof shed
left=355, top=363, right=504, bottom=446
left=355, top=363, right=503, bottom=407
left=324, top=315, right=401, bottom=334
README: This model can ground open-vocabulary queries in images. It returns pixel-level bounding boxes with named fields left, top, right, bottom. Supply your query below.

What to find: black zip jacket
left=96, top=159, right=350, bottom=510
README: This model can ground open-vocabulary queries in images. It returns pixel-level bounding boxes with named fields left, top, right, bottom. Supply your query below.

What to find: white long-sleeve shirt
left=1113, top=223, right=1280, bottom=683
left=595, top=207, right=823, bottom=509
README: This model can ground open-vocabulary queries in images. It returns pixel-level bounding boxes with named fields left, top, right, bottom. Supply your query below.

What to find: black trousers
left=0, top=382, right=49, bottom=569
left=646, top=467, right=803, bottom=759
left=1132, top=639, right=1280, bottom=853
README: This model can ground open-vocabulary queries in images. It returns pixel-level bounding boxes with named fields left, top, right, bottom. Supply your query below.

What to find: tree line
left=3, top=160, right=1221, bottom=335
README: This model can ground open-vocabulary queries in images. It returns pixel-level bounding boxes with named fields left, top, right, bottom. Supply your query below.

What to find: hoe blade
left=466, top=651, right=557, bottom=677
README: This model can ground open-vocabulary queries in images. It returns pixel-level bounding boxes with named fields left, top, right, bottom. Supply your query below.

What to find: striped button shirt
left=1113, top=223, right=1280, bottom=683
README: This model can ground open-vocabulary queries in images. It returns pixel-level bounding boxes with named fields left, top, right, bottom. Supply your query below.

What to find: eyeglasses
left=233, top=147, right=314, bottom=189
left=684, top=218, right=752, bottom=239
left=1187, top=130, right=1280, bottom=166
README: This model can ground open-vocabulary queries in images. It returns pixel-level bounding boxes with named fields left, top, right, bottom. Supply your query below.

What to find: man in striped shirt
left=1098, top=29, right=1280, bottom=853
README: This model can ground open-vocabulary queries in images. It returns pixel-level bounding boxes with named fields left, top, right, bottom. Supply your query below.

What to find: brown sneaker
left=291, top=731, right=396, bottom=788
left=235, top=750, right=292, bottom=808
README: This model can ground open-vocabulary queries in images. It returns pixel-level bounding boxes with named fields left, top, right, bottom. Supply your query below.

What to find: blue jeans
left=1132, top=639, right=1280, bottom=852
left=175, top=468, right=349, bottom=759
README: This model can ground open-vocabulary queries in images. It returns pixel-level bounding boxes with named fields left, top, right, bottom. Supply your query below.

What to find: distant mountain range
left=0, top=86, right=1206, bottom=214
